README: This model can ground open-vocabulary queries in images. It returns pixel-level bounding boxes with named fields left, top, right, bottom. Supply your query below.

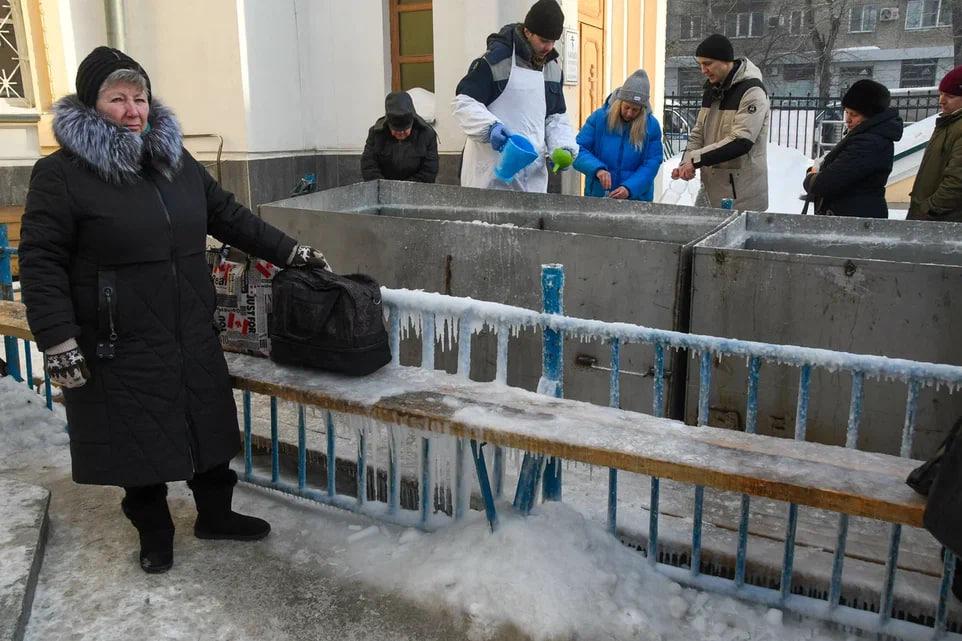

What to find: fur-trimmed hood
left=52, top=94, right=183, bottom=184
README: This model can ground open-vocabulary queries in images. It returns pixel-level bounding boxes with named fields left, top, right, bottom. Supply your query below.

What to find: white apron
left=461, top=46, right=549, bottom=193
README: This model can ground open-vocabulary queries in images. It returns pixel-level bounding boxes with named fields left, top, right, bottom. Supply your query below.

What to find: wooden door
left=578, top=0, right=605, bottom=126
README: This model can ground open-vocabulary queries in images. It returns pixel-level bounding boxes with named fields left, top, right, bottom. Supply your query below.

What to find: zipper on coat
left=96, top=271, right=118, bottom=359
left=149, top=179, right=198, bottom=473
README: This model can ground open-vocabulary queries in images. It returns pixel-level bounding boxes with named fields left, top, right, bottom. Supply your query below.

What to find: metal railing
left=3, top=233, right=959, bottom=639
left=663, top=90, right=941, bottom=159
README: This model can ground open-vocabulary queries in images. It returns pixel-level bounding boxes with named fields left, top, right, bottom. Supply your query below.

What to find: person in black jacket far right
left=803, top=79, right=903, bottom=218
left=361, top=91, right=439, bottom=183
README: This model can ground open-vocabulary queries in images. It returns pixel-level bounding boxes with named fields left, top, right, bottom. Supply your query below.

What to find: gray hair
left=98, top=68, right=148, bottom=96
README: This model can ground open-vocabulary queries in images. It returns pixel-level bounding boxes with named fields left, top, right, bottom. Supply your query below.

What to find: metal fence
left=2, top=227, right=960, bottom=640
left=663, top=90, right=942, bottom=159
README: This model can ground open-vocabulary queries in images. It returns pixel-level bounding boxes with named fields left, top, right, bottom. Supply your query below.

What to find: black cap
left=842, top=79, right=891, bottom=117
left=523, top=0, right=565, bottom=40
left=385, top=91, right=416, bottom=130
left=76, top=46, right=151, bottom=107
left=695, top=34, right=734, bottom=62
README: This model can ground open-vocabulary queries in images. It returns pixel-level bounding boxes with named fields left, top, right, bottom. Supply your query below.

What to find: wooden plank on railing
left=226, top=352, right=927, bottom=528
left=0, top=300, right=31, bottom=341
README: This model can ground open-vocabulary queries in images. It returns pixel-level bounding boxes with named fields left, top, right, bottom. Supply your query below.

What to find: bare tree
left=953, top=0, right=961, bottom=65
left=805, top=0, right=849, bottom=97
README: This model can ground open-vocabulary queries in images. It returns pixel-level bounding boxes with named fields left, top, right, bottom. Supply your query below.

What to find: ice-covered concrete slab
left=0, top=478, right=49, bottom=641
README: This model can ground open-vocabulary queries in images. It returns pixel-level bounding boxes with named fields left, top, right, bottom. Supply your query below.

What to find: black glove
left=45, top=339, right=90, bottom=389
left=287, top=245, right=331, bottom=270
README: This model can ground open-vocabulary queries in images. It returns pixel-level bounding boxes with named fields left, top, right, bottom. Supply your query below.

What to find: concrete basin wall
left=261, top=180, right=732, bottom=416
left=688, top=212, right=962, bottom=458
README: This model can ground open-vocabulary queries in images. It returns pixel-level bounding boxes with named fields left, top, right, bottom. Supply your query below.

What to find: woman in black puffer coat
left=19, top=47, right=328, bottom=574
left=803, top=79, right=904, bottom=218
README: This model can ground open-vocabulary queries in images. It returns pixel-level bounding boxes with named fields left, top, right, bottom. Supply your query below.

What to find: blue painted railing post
left=541, top=264, right=564, bottom=502
left=0, top=224, right=22, bottom=381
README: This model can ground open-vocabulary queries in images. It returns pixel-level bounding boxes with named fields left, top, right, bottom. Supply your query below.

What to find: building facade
left=0, top=0, right=667, bottom=210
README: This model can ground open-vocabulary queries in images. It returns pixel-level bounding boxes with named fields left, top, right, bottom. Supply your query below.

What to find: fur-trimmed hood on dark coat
left=52, top=94, right=183, bottom=184
left=21, top=94, right=298, bottom=486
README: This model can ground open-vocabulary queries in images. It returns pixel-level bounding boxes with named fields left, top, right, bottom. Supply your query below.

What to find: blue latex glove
left=489, top=123, right=512, bottom=152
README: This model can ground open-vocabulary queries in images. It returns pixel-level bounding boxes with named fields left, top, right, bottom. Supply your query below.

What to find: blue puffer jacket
left=574, top=104, right=663, bottom=201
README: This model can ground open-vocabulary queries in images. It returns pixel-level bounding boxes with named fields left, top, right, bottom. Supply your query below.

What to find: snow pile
left=659, top=144, right=811, bottom=215
left=0, top=376, right=68, bottom=468
left=344, top=503, right=845, bottom=641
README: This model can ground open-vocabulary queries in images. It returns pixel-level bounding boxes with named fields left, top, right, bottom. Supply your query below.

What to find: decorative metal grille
left=0, top=0, right=28, bottom=102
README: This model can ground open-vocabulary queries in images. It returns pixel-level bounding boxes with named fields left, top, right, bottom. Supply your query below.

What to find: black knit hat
left=523, top=0, right=565, bottom=40
left=76, top=46, right=151, bottom=107
left=842, top=79, right=890, bottom=117
left=695, top=34, right=734, bottom=62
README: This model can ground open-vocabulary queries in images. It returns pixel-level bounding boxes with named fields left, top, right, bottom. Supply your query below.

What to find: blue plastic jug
left=494, top=134, right=538, bottom=182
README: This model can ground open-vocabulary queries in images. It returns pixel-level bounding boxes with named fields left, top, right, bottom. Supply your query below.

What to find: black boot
left=121, top=484, right=174, bottom=574
left=188, top=463, right=270, bottom=541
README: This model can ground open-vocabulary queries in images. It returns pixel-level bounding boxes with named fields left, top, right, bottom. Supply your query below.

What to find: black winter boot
left=188, top=463, right=270, bottom=541
left=121, top=484, right=174, bottom=574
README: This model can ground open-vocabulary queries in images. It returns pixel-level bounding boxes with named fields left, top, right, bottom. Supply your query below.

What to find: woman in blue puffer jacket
left=574, top=69, right=663, bottom=201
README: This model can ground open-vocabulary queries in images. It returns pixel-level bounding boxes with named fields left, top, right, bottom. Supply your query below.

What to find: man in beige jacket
left=673, top=34, right=770, bottom=211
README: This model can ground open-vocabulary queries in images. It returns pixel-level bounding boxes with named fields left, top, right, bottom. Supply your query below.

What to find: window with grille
left=905, top=0, right=951, bottom=28
left=849, top=4, right=879, bottom=31
left=682, top=15, right=704, bottom=39
left=679, top=68, right=705, bottom=94
left=788, top=10, right=813, bottom=34
left=389, top=0, right=434, bottom=92
left=839, top=65, right=874, bottom=91
left=725, top=11, right=765, bottom=37
left=0, top=0, right=32, bottom=107
left=783, top=63, right=815, bottom=81
left=900, top=58, right=938, bottom=87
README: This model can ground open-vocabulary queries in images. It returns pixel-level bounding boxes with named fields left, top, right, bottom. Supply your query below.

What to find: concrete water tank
left=260, top=180, right=733, bottom=416
left=687, top=212, right=962, bottom=458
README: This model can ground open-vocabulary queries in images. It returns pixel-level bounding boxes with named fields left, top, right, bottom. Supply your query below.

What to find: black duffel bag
left=269, top=267, right=391, bottom=376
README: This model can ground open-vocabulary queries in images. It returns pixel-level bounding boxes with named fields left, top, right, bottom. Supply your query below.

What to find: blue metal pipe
left=270, top=396, right=279, bottom=483
left=901, top=379, right=921, bottom=457
left=357, top=425, right=367, bottom=506
left=691, top=485, right=704, bottom=576
left=653, top=342, right=665, bottom=418
left=734, top=494, right=751, bottom=587
left=493, top=446, right=504, bottom=499
left=608, top=468, right=618, bottom=536
left=326, top=411, right=336, bottom=497
left=243, top=390, right=252, bottom=479
left=828, top=514, right=850, bottom=608
left=2, top=225, right=22, bottom=382
left=541, top=264, right=565, bottom=503
left=23, top=340, right=33, bottom=389
left=44, top=369, right=52, bottom=410
left=698, top=351, right=712, bottom=426
left=297, top=404, right=306, bottom=490
left=420, top=437, right=431, bottom=525
left=648, top=477, right=660, bottom=565
left=935, top=549, right=956, bottom=637
left=846, top=372, right=865, bottom=449
left=513, top=454, right=544, bottom=515
left=780, top=503, right=799, bottom=601
left=878, top=523, right=901, bottom=624
left=745, top=356, right=761, bottom=434
left=470, top=440, right=499, bottom=532
left=795, top=365, right=811, bottom=441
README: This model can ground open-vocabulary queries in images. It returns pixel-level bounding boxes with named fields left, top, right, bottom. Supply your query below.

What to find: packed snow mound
left=660, top=144, right=811, bottom=214
left=0, top=376, right=68, bottom=466
left=346, top=502, right=846, bottom=641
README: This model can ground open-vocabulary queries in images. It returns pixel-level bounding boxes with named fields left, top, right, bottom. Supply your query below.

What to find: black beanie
left=523, top=0, right=565, bottom=40
left=695, top=34, right=734, bottom=62
left=76, top=46, right=152, bottom=107
left=841, top=79, right=890, bottom=117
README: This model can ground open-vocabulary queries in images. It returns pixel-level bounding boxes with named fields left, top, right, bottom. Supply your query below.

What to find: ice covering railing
left=369, top=264, right=958, bottom=641
left=0, top=224, right=54, bottom=409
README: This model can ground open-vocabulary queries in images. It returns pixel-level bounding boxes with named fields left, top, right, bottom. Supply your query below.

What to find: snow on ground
left=0, top=376, right=861, bottom=641
left=659, top=144, right=811, bottom=214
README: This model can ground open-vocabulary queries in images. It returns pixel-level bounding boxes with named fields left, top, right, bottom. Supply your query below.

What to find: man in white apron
left=452, top=0, right=578, bottom=193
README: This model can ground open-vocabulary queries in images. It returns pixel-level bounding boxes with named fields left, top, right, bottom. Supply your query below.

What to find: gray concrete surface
left=0, top=478, right=49, bottom=641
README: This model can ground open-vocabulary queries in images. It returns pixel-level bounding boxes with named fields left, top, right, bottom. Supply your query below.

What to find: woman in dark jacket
left=19, top=47, right=328, bottom=574
left=360, top=91, right=439, bottom=183
left=803, top=79, right=903, bottom=218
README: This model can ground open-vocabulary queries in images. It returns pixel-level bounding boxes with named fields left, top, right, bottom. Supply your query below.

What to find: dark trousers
left=122, top=462, right=236, bottom=531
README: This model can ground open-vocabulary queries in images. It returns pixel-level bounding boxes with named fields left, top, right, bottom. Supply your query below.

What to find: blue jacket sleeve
left=573, top=108, right=607, bottom=178
left=456, top=58, right=496, bottom=106
left=804, top=134, right=886, bottom=201
left=622, top=115, right=664, bottom=198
